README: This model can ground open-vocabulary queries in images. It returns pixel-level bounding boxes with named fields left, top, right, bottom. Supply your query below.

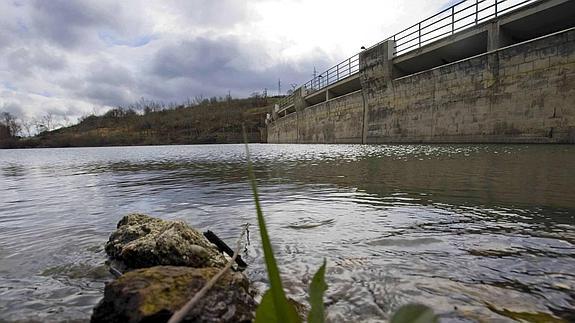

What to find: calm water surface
left=0, top=144, right=574, bottom=322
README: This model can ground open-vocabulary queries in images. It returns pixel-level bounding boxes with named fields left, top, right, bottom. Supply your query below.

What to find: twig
left=246, top=225, right=250, bottom=246
left=108, top=266, right=123, bottom=278
left=167, top=225, right=249, bottom=323
left=204, top=230, right=248, bottom=268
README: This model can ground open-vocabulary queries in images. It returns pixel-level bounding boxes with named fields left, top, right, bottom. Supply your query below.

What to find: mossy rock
left=91, top=266, right=256, bottom=323
left=105, top=213, right=227, bottom=270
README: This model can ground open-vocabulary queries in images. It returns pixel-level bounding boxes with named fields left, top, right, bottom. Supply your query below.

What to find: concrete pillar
left=291, top=87, right=308, bottom=143
left=292, top=87, right=309, bottom=112
left=359, top=39, right=396, bottom=143
left=487, top=21, right=513, bottom=51
left=359, top=39, right=396, bottom=84
left=272, top=104, right=279, bottom=121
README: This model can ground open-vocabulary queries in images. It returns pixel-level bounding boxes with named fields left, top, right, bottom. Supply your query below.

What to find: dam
left=266, top=0, right=575, bottom=143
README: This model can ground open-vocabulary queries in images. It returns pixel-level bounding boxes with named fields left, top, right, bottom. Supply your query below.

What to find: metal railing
left=303, top=54, right=360, bottom=92
left=392, top=0, right=537, bottom=55
left=276, top=93, right=294, bottom=110
left=278, top=0, right=540, bottom=109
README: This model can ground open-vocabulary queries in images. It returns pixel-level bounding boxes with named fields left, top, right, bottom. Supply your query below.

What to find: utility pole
left=278, top=78, right=281, bottom=96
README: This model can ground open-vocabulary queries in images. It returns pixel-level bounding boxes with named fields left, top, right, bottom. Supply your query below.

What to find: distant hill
left=2, top=96, right=276, bottom=148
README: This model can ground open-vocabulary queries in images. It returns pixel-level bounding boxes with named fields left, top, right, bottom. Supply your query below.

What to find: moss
left=487, top=303, right=567, bottom=323
left=105, top=213, right=227, bottom=270
left=92, top=266, right=256, bottom=323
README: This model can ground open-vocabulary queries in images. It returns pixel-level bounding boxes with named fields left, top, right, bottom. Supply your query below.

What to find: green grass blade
left=390, top=304, right=438, bottom=323
left=243, top=130, right=301, bottom=323
left=255, top=290, right=277, bottom=323
left=307, top=259, right=327, bottom=323
left=255, top=289, right=301, bottom=323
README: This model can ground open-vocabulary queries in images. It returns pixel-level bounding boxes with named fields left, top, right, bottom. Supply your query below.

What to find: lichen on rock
left=91, top=266, right=256, bottom=323
left=105, top=213, right=227, bottom=270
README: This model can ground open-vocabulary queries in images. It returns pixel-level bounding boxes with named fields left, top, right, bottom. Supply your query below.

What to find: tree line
left=1, top=92, right=277, bottom=148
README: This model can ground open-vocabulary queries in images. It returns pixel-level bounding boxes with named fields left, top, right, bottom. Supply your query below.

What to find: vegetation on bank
left=0, top=95, right=276, bottom=149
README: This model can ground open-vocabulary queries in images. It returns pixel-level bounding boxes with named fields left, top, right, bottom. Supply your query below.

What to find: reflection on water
left=0, top=144, right=574, bottom=322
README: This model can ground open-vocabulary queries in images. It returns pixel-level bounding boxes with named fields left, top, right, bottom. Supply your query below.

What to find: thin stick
left=168, top=225, right=248, bottom=323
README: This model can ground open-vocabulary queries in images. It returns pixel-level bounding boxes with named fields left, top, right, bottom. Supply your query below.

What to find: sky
left=0, top=0, right=452, bottom=123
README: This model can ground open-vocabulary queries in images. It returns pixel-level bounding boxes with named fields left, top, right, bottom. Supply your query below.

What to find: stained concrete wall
left=267, top=112, right=298, bottom=143
left=363, top=28, right=575, bottom=143
left=268, top=91, right=365, bottom=143
left=268, top=27, right=575, bottom=144
left=297, top=91, right=365, bottom=143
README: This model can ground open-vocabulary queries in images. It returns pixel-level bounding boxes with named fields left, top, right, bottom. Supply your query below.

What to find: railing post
left=336, top=65, right=339, bottom=82
left=495, top=0, right=498, bottom=16
left=475, top=0, right=479, bottom=24
left=418, top=22, right=422, bottom=48
left=451, top=6, right=455, bottom=34
left=349, top=57, right=352, bottom=75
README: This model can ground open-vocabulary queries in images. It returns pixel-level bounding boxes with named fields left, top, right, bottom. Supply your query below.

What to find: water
left=0, top=144, right=573, bottom=322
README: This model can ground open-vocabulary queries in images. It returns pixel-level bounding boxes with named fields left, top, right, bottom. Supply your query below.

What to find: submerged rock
left=105, top=213, right=227, bottom=270
left=91, top=266, right=256, bottom=323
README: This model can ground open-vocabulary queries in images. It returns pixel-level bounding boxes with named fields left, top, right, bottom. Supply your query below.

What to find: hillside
left=2, top=96, right=275, bottom=148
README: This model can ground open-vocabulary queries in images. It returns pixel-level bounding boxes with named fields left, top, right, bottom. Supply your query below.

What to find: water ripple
left=0, top=144, right=574, bottom=321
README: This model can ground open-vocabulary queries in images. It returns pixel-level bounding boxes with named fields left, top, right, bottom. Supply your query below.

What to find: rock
left=105, top=213, right=227, bottom=270
left=91, top=266, right=256, bottom=323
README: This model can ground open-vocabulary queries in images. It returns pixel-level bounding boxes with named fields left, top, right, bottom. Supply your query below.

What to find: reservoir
left=0, top=144, right=573, bottom=321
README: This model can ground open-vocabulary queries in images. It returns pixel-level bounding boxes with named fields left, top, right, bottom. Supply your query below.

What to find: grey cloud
left=76, top=82, right=134, bottom=107
left=36, top=50, right=68, bottom=71
left=150, top=36, right=332, bottom=99
left=29, top=0, right=150, bottom=50
left=71, top=60, right=138, bottom=107
left=30, top=0, right=116, bottom=48
left=152, top=37, right=242, bottom=79
left=168, top=0, right=251, bottom=27
left=0, top=3, right=25, bottom=52
left=0, top=102, right=24, bottom=117
left=45, top=105, right=84, bottom=118
left=0, top=27, right=13, bottom=52
left=86, top=61, right=135, bottom=88
left=4, top=46, right=68, bottom=77
left=0, top=0, right=338, bottom=121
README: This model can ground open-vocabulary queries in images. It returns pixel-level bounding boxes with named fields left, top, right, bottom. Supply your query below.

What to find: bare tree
left=41, top=113, right=55, bottom=131
left=0, top=112, right=21, bottom=137
left=34, top=119, right=48, bottom=134
left=61, top=115, right=73, bottom=128
left=21, top=120, right=34, bottom=137
left=194, top=94, right=205, bottom=105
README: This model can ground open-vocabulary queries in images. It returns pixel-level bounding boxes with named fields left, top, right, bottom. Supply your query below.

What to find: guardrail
left=392, top=0, right=537, bottom=55
left=303, top=54, right=360, bottom=92
left=278, top=0, right=539, bottom=109
left=276, top=93, right=294, bottom=110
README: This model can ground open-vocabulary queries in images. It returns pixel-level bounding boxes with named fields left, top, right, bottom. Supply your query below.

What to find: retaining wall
left=268, top=27, right=575, bottom=144
left=297, top=91, right=365, bottom=143
left=364, top=28, right=575, bottom=143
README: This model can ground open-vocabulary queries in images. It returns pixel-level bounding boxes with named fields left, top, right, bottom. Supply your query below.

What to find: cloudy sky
left=0, top=0, right=452, bottom=123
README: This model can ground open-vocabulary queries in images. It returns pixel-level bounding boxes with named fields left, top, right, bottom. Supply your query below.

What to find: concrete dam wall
left=267, top=0, right=575, bottom=144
